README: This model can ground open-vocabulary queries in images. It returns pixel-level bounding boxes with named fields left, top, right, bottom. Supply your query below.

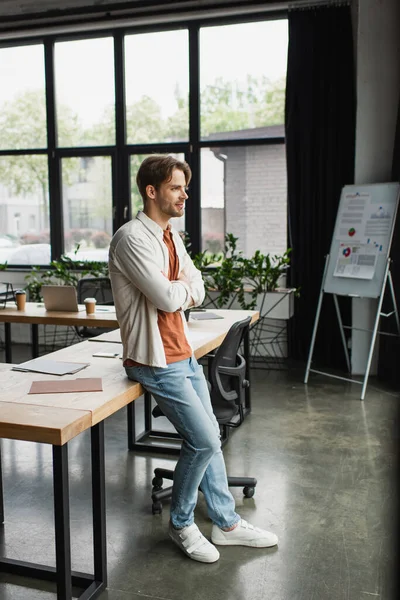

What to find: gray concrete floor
left=0, top=341, right=399, bottom=599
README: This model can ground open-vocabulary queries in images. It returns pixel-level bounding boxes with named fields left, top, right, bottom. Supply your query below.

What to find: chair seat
left=152, top=405, right=164, bottom=419
left=210, top=399, right=239, bottom=423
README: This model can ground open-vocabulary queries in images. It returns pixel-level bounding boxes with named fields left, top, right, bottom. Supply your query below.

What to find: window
left=0, top=44, right=49, bottom=264
left=125, top=30, right=189, bottom=144
left=0, top=156, right=50, bottom=265
left=0, top=15, right=287, bottom=266
left=200, top=20, right=288, bottom=139
left=201, top=144, right=287, bottom=257
left=62, top=156, right=112, bottom=261
left=55, top=37, right=115, bottom=147
left=199, top=19, right=288, bottom=254
left=0, top=44, right=46, bottom=150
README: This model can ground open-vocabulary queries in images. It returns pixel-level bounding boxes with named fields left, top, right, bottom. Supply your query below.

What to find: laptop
left=42, top=285, right=84, bottom=312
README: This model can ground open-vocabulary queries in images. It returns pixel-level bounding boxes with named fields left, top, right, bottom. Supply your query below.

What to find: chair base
left=151, top=468, right=257, bottom=515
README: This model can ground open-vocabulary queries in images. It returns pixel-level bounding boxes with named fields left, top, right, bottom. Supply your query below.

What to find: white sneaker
left=211, top=519, right=278, bottom=548
left=169, top=522, right=220, bottom=563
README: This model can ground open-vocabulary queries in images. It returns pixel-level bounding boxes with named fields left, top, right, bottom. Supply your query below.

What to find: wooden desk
left=92, top=308, right=258, bottom=359
left=0, top=310, right=257, bottom=599
left=0, top=302, right=119, bottom=363
left=0, top=341, right=143, bottom=600
left=91, top=309, right=259, bottom=454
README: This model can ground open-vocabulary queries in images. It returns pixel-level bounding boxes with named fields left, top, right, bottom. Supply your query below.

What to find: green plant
left=24, top=266, right=44, bottom=302
left=184, top=232, right=294, bottom=311
left=181, top=231, right=222, bottom=274
left=239, top=248, right=292, bottom=309
left=0, top=262, right=7, bottom=271
left=185, top=233, right=247, bottom=308
left=202, top=233, right=246, bottom=308
left=24, top=245, right=109, bottom=302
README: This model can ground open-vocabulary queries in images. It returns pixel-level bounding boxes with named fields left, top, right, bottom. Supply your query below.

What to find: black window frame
left=0, top=10, right=286, bottom=268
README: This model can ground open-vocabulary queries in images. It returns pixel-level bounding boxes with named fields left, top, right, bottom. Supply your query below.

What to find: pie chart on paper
left=343, top=247, right=351, bottom=258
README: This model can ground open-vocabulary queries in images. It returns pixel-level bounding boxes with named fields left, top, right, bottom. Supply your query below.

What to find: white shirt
left=108, top=211, right=205, bottom=367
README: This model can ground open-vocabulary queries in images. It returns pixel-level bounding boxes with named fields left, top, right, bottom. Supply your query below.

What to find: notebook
left=12, top=359, right=89, bottom=376
left=42, top=285, right=84, bottom=312
left=28, top=378, right=103, bottom=394
left=191, top=312, right=224, bottom=320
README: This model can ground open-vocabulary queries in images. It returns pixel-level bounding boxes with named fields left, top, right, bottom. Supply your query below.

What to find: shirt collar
left=136, top=211, right=167, bottom=240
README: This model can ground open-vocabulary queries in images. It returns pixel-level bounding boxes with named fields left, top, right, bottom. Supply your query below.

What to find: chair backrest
left=209, top=316, right=251, bottom=423
left=77, top=277, right=113, bottom=305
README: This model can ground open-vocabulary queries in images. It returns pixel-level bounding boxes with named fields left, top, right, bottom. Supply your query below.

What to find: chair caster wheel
left=152, top=476, right=163, bottom=488
left=243, top=486, right=255, bottom=498
left=152, top=501, right=163, bottom=515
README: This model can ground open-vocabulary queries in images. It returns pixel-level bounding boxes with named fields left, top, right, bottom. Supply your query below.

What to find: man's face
left=150, top=168, right=188, bottom=219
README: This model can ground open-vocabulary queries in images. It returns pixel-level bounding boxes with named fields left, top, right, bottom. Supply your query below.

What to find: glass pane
left=62, top=156, right=112, bottom=262
left=201, top=145, right=287, bottom=257
left=130, top=153, right=186, bottom=232
left=200, top=20, right=288, bottom=140
left=0, top=155, right=50, bottom=265
left=0, top=45, right=46, bottom=150
left=125, top=30, right=189, bottom=144
left=55, top=38, right=115, bottom=147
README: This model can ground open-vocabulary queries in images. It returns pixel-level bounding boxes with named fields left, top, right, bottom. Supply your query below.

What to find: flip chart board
left=323, top=183, right=399, bottom=298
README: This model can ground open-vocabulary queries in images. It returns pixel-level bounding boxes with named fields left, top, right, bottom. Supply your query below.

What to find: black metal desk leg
left=4, top=323, right=12, bottom=363
left=0, top=441, right=4, bottom=524
left=144, top=391, right=152, bottom=432
left=127, top=393, right=180, bottom=454
left=127, top=392, right=153, bottom=450
left=31, top=324, right=39, bottom=358
left=127, top=403, right=136, bottom=450
left=52, top=443, right=72, bottom=600
left=243, top=329, right=251, bottom=413
left=91, top=422, right=107, bottom=586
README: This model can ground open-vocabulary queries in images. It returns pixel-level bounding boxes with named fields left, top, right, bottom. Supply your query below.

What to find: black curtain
left=377, top=99, right=400, bottom=387
left=285, top=4, right=356, bottom=368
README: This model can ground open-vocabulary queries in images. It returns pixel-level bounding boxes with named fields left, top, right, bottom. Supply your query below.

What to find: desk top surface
left=0, top=302, right=119, bottom=327
left=0, top=309, right=258, bottom=446
left=92, top=309, right=259, bottom=359
left=0, top=362, right=92, bottom=445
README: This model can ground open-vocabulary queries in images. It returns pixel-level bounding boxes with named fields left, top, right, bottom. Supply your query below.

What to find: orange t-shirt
left=124, top=226, right=191, bottom=367
left=157, top=228, right=192, bottom=364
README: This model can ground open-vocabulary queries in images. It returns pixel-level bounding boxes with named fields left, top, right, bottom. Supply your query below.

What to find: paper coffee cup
left=15, top=289, right=26, bottom=311
left=84, top=297, right=97, bottom=315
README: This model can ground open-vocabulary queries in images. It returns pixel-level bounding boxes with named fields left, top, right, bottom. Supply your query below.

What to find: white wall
left=352, top=0, right=400, bottom=374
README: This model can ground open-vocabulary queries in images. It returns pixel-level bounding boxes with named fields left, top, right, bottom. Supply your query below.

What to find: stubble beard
left=165, top=205, right=184, bottom=219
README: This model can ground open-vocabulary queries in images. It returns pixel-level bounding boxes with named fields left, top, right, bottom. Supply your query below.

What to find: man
left=108, top=154, right=278, bottom=563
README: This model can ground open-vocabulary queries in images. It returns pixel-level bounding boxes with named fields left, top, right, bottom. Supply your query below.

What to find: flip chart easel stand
left=304, top=255, right=400, bottom=400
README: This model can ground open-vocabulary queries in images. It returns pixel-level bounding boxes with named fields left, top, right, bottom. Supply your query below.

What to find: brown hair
left=136, top=154, right=192, bottom=203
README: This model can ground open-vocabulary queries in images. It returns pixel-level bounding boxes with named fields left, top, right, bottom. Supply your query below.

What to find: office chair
left=151, top=316, right=257, bottom=515
left=0, top=282, right=15, bottom=309
left=75, top=276, right=115, bottom=338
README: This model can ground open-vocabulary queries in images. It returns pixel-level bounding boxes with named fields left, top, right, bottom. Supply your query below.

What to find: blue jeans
left=125, top=356, right=240, bottom=529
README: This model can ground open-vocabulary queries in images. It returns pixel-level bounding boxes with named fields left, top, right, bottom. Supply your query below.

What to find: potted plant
left=188, top=233, right=296, bottom=318
left=194, top=234, right=247, bottom=309
left=24, top=246, right=109, bottom=302
left=240, top=248, right=296, bottom=319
